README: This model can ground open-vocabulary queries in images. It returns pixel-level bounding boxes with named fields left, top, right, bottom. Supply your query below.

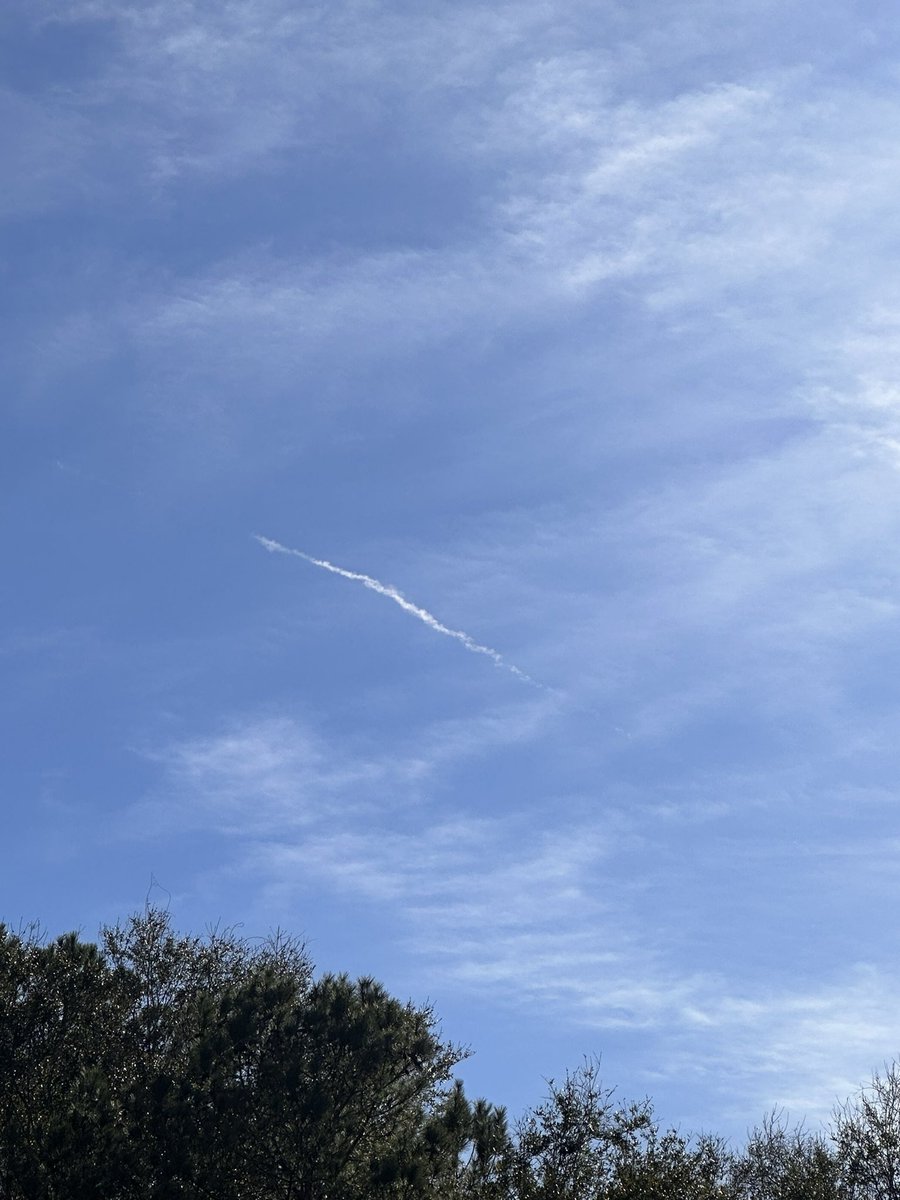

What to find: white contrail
left=255, top=535, right=536, bottom=685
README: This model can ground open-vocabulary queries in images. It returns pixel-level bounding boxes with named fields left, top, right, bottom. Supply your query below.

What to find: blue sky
left=5, top=0, right=900, bottom=1139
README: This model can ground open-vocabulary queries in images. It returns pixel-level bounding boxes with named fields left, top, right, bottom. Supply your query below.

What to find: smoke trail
left=255, top=535, right=536, bottom=684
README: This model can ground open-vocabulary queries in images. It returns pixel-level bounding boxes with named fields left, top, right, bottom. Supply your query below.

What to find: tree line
left=0, top=909, right=896, bottom=1199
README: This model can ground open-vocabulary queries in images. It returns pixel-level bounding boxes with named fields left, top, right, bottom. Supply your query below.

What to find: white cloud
left=252, top=807, right=900, bottom=1131
left=246, top=789, right=900, bottom=1134
left=658, top=969, right=900, bottom=1127
left=127, top=698, right=557, bottom=836
left=124, top=705, right=900, bottom=1132
left=47, top=57, right=900, bottom=463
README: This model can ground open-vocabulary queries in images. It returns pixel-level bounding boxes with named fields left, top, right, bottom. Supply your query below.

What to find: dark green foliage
left=5, top=909, right=900, bottom=1200
left=0, top=926, right=137, bottom=1199
left=511, top=1059, right=730, bottom=1200
left=0, top=911, right=467, bottom=1200
left=727, top=1111, right=840, bottom=1200
left=608, top=1125, right=730, bottom=1200
left=399, top=1079, right=511, bottom=1199
left=512, top=1059, right=641, bottom=1200
left=834, top=1064, right=900, bottom=1200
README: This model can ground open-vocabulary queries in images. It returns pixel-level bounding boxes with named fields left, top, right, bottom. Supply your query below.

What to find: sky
left=5, top=0, right=900, bottom=1141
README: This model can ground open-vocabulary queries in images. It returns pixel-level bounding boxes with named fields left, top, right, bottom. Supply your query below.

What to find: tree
left=0, top=909, right=471, bottom=1200
left=729, top=1110, right=840, bottom=1200
left=834, top=1063, right=900, bottom=1200
left=510, top=1059, right=732, bottom=1200
left=247, top=971, right=466, bottom=1199
left=0, top=924, right=138, bottom=1199
left=396, top=1079, right=511, bottom=1199
left=609, top=1123, right=730, bottom=1200
left=13, top=906, right=900, bottom=1200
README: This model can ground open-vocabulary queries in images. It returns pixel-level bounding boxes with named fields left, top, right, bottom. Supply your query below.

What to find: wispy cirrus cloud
left=127, top=698, right=557, bottom=835
left=124, top=709, right=900, bottom=1134
left=18, top=0, right=900, bottom=490
left=39, top=60, right=900, bottom=477
left=247, top=814, right=900, bottom=1133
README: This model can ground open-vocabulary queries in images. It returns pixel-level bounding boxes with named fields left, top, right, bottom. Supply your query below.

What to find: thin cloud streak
left=255, top=535, right=538, bottom=685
